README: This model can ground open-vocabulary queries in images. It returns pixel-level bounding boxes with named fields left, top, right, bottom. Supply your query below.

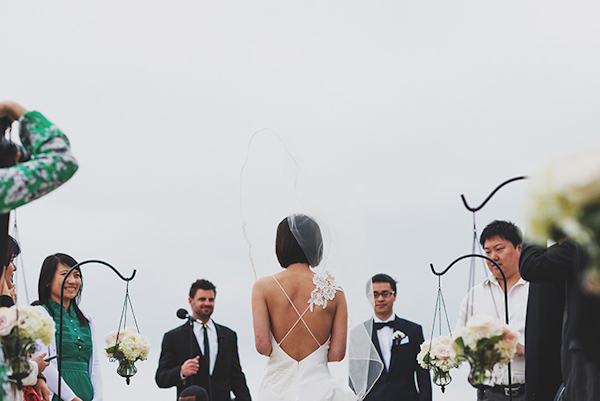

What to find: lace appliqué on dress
left=307, top=271, right=343, bottom=312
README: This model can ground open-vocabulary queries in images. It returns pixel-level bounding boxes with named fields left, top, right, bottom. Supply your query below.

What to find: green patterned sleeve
left=0, top=111, right=79, bottom=214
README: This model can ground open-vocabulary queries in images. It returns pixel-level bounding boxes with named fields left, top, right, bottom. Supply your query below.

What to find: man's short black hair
left=189, top=279, right=216, bottom=298
left=480, top=220, right=523, bottom=248
left=368, top=273, right=397, bottom=293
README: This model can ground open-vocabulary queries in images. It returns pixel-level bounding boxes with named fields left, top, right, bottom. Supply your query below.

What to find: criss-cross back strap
left=272, top=276, right=321, bottom=347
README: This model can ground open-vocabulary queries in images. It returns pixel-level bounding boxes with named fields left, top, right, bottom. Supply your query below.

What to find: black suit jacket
left=523, top=278, right=564, bottom=401
left=363, top=316, right=432, bottom=401
left=520, top=241, right=600, bottom=399
left=155, top=321, right=251, bottom=401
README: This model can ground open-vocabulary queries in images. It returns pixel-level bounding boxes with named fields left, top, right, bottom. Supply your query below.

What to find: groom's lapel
left=389, top=317, right=404, bottom=373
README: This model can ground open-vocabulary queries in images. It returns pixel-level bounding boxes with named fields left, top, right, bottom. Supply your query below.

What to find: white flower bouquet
left=0, top=306, right=55, bottom=383
left=453, top=314, right=519, bottom=388
left=417, top=336, right=460, bottom=391
left=105, top=327, right=151, bottom=362
left=105, top=327, right=151, bottom=384
left=525, top=148, right=600, bottom=293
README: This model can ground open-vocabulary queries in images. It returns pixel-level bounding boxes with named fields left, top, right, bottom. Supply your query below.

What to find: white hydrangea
left=13, top=306, right=55, bottom=345
left=104, top=327, right=151, bottom=362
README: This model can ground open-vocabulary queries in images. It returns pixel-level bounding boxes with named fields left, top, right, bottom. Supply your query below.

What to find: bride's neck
left=285, top=263, right=311, bottom=272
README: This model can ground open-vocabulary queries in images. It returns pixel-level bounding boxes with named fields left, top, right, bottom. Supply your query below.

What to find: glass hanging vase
left=116, top=358, right=137, bottom=385
left=432, top=367, right=452, bottom=393
left=466, top=359, right=494, bottom=389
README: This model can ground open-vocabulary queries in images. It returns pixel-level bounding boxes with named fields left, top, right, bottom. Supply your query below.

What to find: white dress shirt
left=374, top=315, right=395, bottom=371
left=456, top=275, right=529, bottom=385
left=193, top=319, right=219, bottom=375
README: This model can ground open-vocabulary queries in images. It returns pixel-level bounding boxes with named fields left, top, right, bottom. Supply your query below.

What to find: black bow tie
left=374, top=321, right=395, bottom=330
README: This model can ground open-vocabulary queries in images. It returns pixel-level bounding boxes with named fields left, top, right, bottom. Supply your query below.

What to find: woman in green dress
left=33, top=253, right=102, bottom=401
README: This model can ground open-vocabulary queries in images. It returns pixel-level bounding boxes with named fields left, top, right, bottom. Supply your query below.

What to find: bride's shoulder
left=308, top=270, right=344, bottom=311
left=252, top=276, right=273, bottom=292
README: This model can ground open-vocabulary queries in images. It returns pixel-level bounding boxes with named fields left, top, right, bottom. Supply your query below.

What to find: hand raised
left=180, top=356, right=200, bottom=377
left=31, top=352, right=50, bottom=372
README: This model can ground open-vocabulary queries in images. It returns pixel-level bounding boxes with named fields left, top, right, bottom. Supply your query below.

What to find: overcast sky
left=1, top=1, right=599, bottom=400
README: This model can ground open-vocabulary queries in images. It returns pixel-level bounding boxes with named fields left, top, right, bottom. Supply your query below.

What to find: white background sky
left=1, top=1, right=600, bottom=400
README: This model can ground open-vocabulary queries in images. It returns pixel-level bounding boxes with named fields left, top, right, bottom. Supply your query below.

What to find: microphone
left=176, top=308, right=198, bottom=322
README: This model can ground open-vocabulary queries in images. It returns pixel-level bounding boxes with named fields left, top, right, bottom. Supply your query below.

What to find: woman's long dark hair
left=36, top=253, right=88, bottom=324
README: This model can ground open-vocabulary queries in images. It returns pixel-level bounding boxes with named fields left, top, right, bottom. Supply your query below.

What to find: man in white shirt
left=456, top=220, right=529, bottom=401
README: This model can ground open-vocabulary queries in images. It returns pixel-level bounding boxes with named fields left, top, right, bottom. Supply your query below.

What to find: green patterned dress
left=44, top=300, right=94, bottom=401
left=0, top=111, right=78, bottom=214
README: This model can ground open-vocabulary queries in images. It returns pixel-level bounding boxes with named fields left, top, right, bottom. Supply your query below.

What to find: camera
left=0, top=117, right=29, bottom=168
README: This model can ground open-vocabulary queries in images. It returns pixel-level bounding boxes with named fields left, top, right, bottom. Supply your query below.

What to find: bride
left=252, top=214, right=357, bottom=401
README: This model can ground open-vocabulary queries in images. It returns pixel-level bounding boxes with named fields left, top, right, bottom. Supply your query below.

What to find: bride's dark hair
left=275, top=217, right=309, bottom=268
left=276, top=214, right=324, bottom=268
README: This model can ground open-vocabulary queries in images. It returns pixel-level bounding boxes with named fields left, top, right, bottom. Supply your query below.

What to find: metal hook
left=460, top=176, right=527, bottom=212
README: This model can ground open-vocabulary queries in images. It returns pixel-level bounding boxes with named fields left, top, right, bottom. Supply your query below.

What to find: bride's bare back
left=252, top=264, right=348, bottom=362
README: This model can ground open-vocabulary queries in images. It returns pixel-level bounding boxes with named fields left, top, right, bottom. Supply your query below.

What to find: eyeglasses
left=370, top=291, right=395, bottom=299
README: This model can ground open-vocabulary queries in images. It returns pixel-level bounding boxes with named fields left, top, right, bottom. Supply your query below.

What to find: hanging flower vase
left=467, top=361, right=494, bottom=389
left=116, top=359, right=137, bottom=385
left=432, top=367, right=452, bottom=393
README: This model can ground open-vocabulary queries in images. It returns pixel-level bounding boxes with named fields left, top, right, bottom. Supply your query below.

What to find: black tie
left=374, top=321, right=395, bottom=330
left=200, top=323, right=210, bottom=378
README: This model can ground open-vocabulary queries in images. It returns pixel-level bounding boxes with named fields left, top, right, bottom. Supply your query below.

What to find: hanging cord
left=426, top=275, right=453, bottom=392
left=112, top=281, right=141, bottom=353
left=10, top=212, right=29, bottom=304
left=429, top=275, right=453, bottom=341
left=465, top=211, right=478, bottom=325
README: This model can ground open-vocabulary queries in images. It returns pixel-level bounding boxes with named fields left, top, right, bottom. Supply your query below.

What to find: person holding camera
left=0, top=101, right=78, bottom=401
left=0, top=101, right=78, bottom=214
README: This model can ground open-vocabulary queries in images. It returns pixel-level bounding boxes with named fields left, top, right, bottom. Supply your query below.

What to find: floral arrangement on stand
left=0, top=306, right=55, bottom=387
left=105, top=327, right=151, bottom=385
left=525, top=148, right=600, bottom=294
left=417, top=335, right=460, bottom=392
left=453, top=314, right=519, bottom=389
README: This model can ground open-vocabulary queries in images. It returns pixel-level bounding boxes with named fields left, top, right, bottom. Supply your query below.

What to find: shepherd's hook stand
left=430, top=254, right=513, bottom=401
left=57, top=260, right=136, bottom=401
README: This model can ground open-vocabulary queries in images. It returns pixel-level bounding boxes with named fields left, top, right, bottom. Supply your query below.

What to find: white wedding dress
left=257, top=273, right=357, bottom=401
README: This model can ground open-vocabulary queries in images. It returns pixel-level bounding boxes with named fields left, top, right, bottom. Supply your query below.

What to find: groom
left=364, top=273, right=431, bottom=401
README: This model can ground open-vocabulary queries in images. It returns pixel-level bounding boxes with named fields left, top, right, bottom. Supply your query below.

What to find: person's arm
left=37, top=347, right=79, bottom=401
left=87, top=315, right=103, bottom=401
left=414, top=325, right=432, bottom=401
left=21, top=359, right=39, bottom=386
left=519, top=241, right=575, bottom=283
left=156, top=332, right=187, bottom=388
left=251, top=278, right=272, bottom=356
left=328, top=291, right=348, bottom=362
left=228, top=331, right=252, bottom=401
left=0, top=102, right=78, bottom=214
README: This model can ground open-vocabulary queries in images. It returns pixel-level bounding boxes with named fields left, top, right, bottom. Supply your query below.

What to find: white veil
left=240, top=131, right=383, bottom=399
